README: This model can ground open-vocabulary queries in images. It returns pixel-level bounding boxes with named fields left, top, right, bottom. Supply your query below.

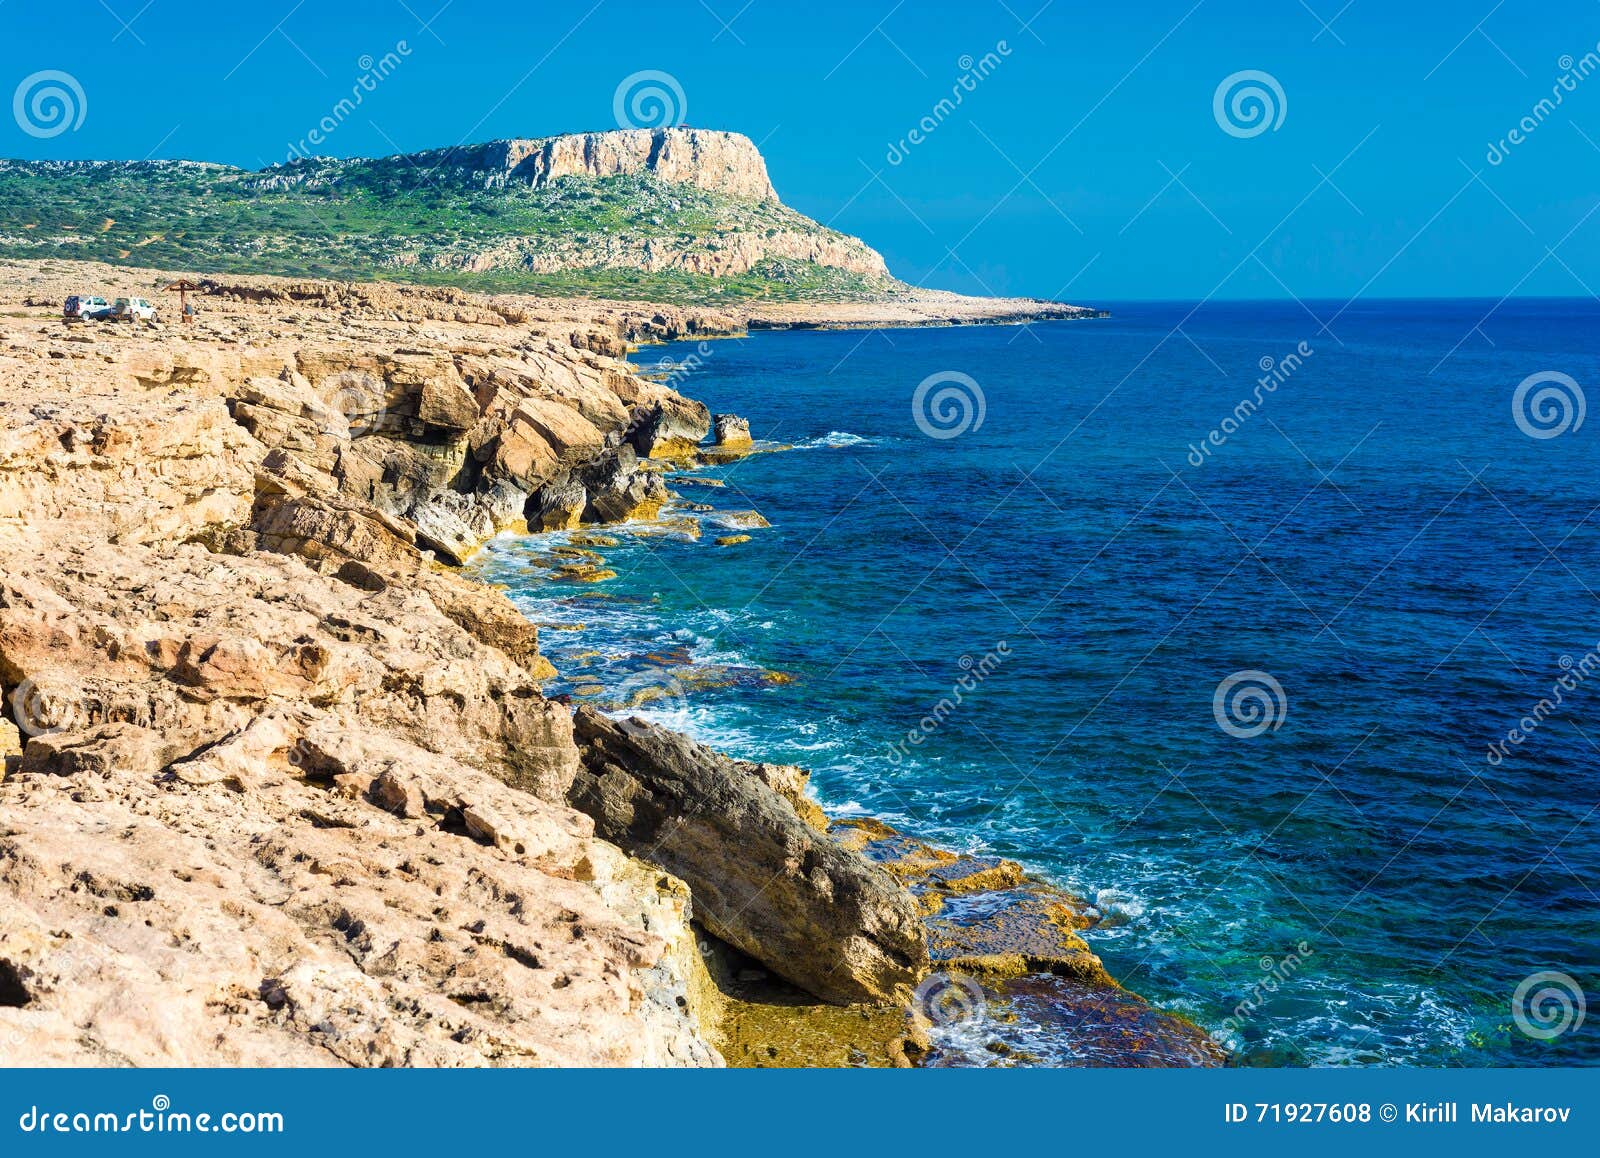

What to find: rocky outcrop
left=0, top=713, right=715, bottom=1066
left=831, top=818, right=1226, bottom=1066
left=419, top=227, right=891, bottom=281
left=0, top=541, right=580, bottom=802
left=0, top=376, right=260, bottom=548
left=628, top=399, right=711, bottom=460
left=2, top=130, right=903, bottom=296
left=712, top=413, right=752, bottom=447
left=0, top=259, right=737, bottom=1067
left=569, top=708, right=928, bottom=1005
left=404, top=130, right=781, bottom=203
left=0, top=257, right=959, bottom=1070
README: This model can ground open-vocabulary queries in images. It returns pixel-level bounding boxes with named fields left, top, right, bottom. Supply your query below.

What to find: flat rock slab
left=923, top=974, right=1226, bottom=1068
left=829, top=818, right=1223, bottom=1067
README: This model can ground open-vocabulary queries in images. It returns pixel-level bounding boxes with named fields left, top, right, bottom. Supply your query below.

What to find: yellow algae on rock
left=552, top=562, right=617, bottom=583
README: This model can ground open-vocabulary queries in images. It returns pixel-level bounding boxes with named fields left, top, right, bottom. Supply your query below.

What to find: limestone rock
left=1, top=716, right=21, bottom=769
left=628, top=400, right=711, bottom=461
left=253, top=491, right=423, bottom=575
left=569, top=707, right=928, bottom=1005
left=736, top=760, right=829, bottom=833
left=531, top=476, right=587, bottom=531
left=0, top=712, right=718, bottom=1067
left=712, top=413, right=752, bottom=447
left=408, top=129, right=781, bottom=203
left=578, top=447, right=668, bottom=524
left=0, top=542, right=577, bottom=805
left=409, top=491, right=497, bottom=565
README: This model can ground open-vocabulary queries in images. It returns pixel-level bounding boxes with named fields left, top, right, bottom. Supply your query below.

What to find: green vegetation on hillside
left=0, top=157, right=895, bottom=304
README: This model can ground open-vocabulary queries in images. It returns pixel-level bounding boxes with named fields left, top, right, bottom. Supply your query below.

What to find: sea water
left=472, top=298, right=1600, bottom=1066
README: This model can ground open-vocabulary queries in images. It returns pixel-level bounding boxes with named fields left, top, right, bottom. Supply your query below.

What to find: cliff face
left=0, top=258, right=941, bottom=1069
left=0, top=130, right=894, bottom=302
left=408, top=129, right=781, bottom=203
left=404, top=226, right=889, bottom=281
left=0, top=262, right=731, bottom=1066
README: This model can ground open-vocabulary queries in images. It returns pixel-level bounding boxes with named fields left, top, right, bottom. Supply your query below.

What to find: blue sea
left=473, top=299, right=1600, bottom=1067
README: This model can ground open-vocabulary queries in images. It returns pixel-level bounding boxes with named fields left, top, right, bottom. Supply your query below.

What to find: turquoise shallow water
left=473, top=300, right=1600, bottom=1066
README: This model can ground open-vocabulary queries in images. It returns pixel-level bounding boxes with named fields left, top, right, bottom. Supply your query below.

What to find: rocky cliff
left=0, top=130, right=892, bottom=303
left=0, top=259, right=1197, bottom=1071
left=395, top=129, right=780, bottom=202
left=0, top=258, right=940, bottom=1067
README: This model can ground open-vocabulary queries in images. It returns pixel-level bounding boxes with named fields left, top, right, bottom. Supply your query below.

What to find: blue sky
left=5, top=0, right=1600, bottom=301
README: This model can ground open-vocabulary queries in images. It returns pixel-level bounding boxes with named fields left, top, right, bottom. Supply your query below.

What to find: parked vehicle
left=63, top=295, right=110, bottom=321
left=111, top=297, right=157, bottom=323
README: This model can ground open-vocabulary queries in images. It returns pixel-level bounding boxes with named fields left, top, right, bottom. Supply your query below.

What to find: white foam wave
left=795, top=431, right=877, bottom=449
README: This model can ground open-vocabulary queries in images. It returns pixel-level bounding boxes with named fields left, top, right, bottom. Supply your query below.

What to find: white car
left=111, top=297, right=157, bottom=323
left=63, top=294, right=110, bottom=320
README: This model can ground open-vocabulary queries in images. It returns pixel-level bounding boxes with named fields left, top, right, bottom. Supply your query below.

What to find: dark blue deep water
left=475, top=300, right=1600, bottom=1066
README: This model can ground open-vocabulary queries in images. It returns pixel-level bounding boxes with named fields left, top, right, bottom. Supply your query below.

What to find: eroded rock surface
left=0, top=716, right=713, bottom=1066
left=569, top=708, right=928, bottom=1006
left=0, top=260, right=736, bottom=1066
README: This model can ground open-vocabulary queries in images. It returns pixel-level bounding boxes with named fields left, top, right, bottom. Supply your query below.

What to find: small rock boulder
left=578, top=447, right=667, bottom=524
left=712, top=413, right=752, bottom=447
left=408, top=491, right=495, bottom=565
left=628, top=400, right=710, bottom=460
left=530, top=476, right=587, bottom=531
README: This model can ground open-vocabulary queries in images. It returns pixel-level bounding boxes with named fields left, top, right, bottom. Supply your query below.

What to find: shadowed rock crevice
left=0, top=958, right=32, bottom=1008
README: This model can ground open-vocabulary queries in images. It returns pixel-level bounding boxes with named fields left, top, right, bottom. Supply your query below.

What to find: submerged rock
left=710, top=509, right=770, bottom=530
left=569, top=707, right=928, bottom=1005
left=830, top=818, right=1225, bottom=1067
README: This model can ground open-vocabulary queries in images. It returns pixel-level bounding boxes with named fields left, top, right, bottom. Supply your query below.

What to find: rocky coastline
left=0, top=258, right=1211, bottom=1067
